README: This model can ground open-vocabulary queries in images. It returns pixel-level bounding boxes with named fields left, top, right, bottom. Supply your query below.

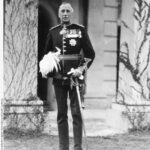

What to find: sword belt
left=59, top=54, right=82, bottom=60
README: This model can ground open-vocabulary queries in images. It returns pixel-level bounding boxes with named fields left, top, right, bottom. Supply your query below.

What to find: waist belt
left=59, top=54, right=82, bottom=60
left=57, top=54, right=82, bottom=76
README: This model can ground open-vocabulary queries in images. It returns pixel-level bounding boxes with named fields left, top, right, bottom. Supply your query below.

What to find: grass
left=3, top=128, right=150, bottom=150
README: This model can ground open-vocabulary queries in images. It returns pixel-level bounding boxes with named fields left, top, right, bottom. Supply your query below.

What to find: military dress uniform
left=44, top=23, right=95, bottom=150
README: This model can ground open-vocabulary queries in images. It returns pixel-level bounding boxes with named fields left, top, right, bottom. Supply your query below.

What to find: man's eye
left=61, top=9, right=70, bottom=13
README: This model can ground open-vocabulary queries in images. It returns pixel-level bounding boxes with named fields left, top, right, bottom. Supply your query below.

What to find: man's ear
left=58, top=12, right=60, bottom=19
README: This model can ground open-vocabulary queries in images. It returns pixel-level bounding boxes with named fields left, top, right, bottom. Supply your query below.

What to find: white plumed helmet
left=39, top=47, right=61, bottom=78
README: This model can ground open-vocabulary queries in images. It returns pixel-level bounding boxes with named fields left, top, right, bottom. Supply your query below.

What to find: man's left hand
left=68, top=68, right=83, bottom=77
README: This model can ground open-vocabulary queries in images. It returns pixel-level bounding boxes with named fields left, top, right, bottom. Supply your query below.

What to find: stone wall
left=4, top=0, right=38, bottom=101
left=86, top=0, right=118, bottom=108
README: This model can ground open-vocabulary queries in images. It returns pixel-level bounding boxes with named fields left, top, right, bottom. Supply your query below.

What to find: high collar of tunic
left=61, top=21, right=72, bottom=28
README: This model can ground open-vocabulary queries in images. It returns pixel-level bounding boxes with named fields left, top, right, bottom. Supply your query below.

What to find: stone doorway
left=37, top=0, right=118, bottom=110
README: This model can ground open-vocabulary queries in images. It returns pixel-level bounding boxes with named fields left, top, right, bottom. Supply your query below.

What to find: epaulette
left=49, top=24, right=61, bottom=30
left=72, top=23, right=85, bottom=28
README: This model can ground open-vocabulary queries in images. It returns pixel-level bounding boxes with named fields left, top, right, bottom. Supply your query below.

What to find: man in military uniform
left=44, top=2, right=95, bottom=150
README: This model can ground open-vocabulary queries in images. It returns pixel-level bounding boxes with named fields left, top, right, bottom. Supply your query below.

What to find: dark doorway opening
left=37, top=0, right=61, bottom=106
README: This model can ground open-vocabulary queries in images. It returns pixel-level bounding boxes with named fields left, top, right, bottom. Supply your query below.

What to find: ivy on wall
left=4, top=0, right=38, bottom=100
left=118, top=0, right=150, bottom=104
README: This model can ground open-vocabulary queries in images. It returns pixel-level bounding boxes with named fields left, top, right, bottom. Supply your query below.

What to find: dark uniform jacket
left=44, top=23, right=95, bottom=84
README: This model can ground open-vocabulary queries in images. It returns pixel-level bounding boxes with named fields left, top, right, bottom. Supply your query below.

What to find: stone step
left=48, top=97, right=112, bottom=111
left=84, top=97, right=112, bottom=109
left=43, top=109, right=126, bottom=137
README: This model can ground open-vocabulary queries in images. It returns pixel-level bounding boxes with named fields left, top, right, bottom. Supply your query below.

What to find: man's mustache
left=62, top=16, right=69, bottom=18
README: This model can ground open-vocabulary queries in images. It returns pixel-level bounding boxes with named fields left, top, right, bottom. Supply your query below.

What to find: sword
left=74, top=77, right=88, bottom=150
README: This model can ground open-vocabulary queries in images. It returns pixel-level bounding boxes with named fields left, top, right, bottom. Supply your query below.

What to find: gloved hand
left=68, top=67, right=83, bottom=77
left=67, top=67, right=84, bottom=80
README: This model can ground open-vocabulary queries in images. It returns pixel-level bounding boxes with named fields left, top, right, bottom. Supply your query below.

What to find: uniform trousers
left=54, top=83, right=83, bottom=150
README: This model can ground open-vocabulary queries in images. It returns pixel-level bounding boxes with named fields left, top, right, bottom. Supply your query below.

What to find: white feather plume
left=39, top=47, right=61, bottom=78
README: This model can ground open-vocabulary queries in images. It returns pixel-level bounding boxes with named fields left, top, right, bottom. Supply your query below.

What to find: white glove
left=67, top=68, right=84, bottom=79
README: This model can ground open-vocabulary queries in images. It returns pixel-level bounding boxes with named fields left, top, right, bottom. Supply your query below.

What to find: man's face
left=59, top=4, right=73, bottom=23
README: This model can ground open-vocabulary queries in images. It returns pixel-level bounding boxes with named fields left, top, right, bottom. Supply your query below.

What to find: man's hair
left=58, top=2, right=74, bottom=13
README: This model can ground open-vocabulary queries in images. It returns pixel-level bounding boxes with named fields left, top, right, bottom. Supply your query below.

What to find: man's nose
left=64, top=11, right=68, bottom=15
left=63, top=10, right=70, bottom=15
